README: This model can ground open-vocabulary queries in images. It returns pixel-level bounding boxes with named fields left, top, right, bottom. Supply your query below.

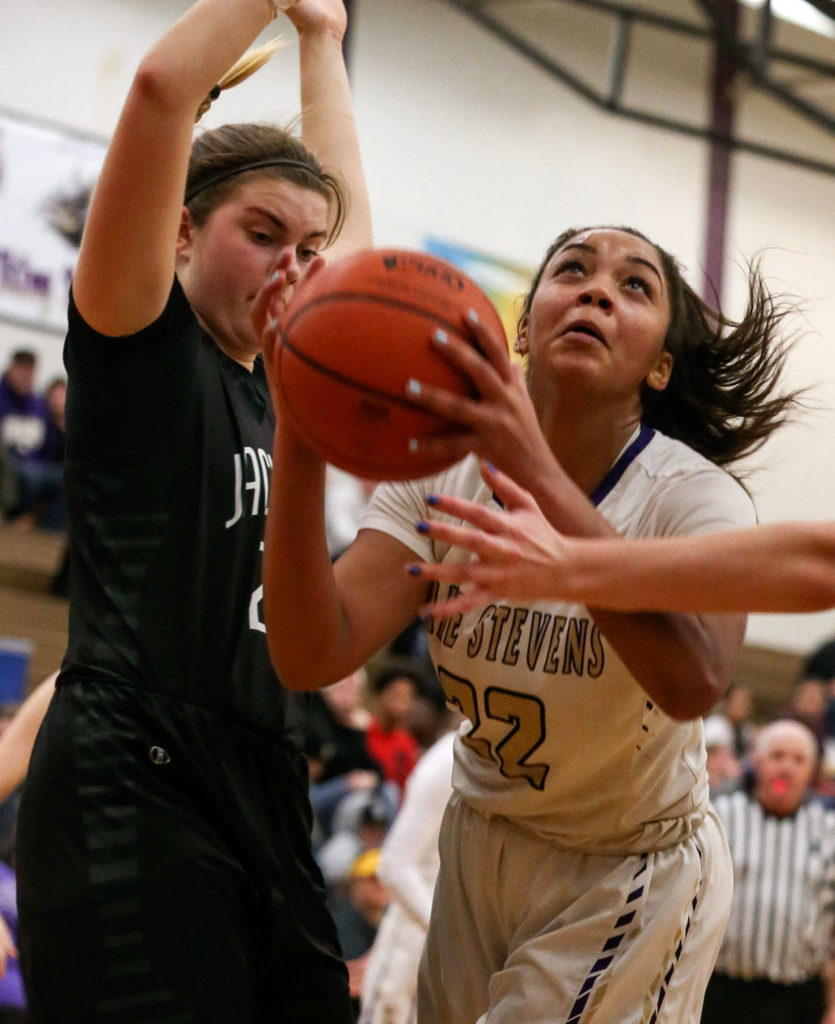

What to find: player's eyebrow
left=248, top=206, right=328, bottom=241
left=558, top=242, right=664, bottom=291
left=626, top=255, right=664, bottom=289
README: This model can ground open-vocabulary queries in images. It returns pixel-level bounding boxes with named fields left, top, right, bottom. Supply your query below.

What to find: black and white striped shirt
left=713, top=789, right=835, bottom=983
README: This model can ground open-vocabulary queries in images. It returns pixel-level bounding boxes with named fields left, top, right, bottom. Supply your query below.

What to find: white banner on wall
left=0, top=110, right=105, bottom=334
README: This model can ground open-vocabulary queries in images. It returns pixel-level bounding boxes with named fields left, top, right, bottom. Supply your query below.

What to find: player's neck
left=542, top=407, right=643, bottom=497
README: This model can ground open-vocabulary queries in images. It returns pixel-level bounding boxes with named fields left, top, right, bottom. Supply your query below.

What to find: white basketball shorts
left=417, top=793, right=732, bottom=1024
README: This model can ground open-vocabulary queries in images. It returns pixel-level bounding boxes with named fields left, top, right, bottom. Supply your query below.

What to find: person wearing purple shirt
left=0, top=859, right=25, bottom=1021
left=0, top=351, right=65, bottom=530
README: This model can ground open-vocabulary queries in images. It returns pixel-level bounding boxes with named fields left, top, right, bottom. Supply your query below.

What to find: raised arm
left=408, top=465, right=835, bottom=615
left=73, top=0, right=282, bottom=336
left=286, top=0, right=372, bottom=259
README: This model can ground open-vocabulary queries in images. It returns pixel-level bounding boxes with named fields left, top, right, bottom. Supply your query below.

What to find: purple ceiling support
left=703, top=0, right=741, bottom=306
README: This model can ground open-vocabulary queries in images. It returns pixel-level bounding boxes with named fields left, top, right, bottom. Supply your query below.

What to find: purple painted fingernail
left=416, top=520, right=430, bottom=535
left=426, top=494, right=440, bottom=506
left=407, top=565, right=422, bottom=576
left=485, top=462, right=497, bottom=474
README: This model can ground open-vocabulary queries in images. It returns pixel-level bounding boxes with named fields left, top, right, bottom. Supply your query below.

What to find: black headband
left=184, top=158, right=324, bottom=204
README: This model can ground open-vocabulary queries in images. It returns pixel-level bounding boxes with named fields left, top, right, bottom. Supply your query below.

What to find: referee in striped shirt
left=703, top=719, right=835, bottom=1024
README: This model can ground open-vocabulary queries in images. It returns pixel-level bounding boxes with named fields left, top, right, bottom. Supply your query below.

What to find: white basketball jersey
left=362, top=426, right=755, bottom=854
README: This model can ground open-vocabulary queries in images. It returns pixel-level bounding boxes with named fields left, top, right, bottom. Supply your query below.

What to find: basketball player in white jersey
left=255, top=225, right=796, bottom=1023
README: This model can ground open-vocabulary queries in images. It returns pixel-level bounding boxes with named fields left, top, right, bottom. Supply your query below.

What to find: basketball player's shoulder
left=432, top=453, right=491, bottom=503
left=636, top=430, right=727, bottom=482
left=378, top=453, right=485, bottom=506
left=630, top=431, right=753, bottom=527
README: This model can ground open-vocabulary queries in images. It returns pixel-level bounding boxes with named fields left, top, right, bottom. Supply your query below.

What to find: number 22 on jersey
left=439, top=666, right=549, bottom=790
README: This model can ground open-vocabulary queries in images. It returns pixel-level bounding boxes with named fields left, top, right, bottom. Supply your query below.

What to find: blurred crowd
left=704, top=637, right=835, bottom=801
left=285, top=628, right=458, bottom=1020
left=0, top=350, right=66, bottom=533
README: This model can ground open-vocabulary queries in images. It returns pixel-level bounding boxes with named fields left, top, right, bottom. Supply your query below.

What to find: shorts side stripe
left=565, top=854, right=649, bottom=1024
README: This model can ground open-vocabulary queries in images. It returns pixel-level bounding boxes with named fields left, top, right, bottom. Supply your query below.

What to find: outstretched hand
left=406, top=461, right=574, bottom=616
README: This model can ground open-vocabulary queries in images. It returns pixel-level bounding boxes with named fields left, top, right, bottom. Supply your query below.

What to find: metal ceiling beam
left=695, top=0, right=834, bottom=134
left=806, top=0, right=835, bottom=19
left=440, top=0, right=835, bottom=177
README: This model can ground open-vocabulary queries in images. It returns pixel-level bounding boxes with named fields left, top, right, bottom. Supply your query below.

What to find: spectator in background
left=0, top=857, right=24, bottom=1023
left=801, top=639, right=835, bottom=741
left=722, top=683, right=755, bottom=762
left=783, top=677, right=828, bottom=756
left=360, top=705, right=460, bottom=1024
left=405, top=673, right=455, bottom=752
left=329, top=849, right=391, bottom=1016
left=0, top=351, right=66, bottom=532
left=318, top=791, right=394, bottom=892
left=30, top=377, right=66, bottom=532
left=292, top=670, right=386, bottom=843
left=797, top=637, right=835, bottom=797
left=703, top=719, right=835, bottom=1024
left=703, top=713, right=741, bottom=797
left=41, top=377, right=66, bottom=456
left=366, top=667, right=421, bottom=798
left=0, top=350, right=46, bottom=524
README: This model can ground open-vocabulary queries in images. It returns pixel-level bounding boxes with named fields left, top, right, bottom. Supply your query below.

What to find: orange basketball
left=275, top=248, right=506, bottom=480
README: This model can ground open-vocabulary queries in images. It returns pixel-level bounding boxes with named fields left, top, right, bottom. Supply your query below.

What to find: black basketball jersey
left=60, top=279, right=289, bottom=737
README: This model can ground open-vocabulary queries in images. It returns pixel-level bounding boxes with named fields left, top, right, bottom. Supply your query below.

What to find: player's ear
left=514, top=315, right=529, bottom=356
left=176, top=207, right=194, bottom=264
left=645, top=350, right=673, bottom=392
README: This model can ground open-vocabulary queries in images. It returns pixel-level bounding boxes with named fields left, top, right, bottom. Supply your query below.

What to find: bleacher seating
left=0, top=528, right=68, bottom=696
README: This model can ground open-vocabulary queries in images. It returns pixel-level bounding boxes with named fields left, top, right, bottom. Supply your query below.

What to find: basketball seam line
left=280, top=288, right=477, bottom=408
left=284, top=290, right=477, bottom=340
left=279, top=336, right=451, bottom=411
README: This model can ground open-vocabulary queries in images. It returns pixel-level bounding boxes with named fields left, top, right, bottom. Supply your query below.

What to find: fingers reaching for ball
left=406, top=461, right=576, bottom=614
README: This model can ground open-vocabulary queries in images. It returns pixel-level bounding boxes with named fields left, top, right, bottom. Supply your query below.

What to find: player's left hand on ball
left=406, top=461, right=573, bottom=616
left=404, top=310, right=546, bottom=477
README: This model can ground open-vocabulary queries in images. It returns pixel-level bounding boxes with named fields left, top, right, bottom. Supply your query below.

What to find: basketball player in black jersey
left=14, top=0, right=371, bottom=1020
